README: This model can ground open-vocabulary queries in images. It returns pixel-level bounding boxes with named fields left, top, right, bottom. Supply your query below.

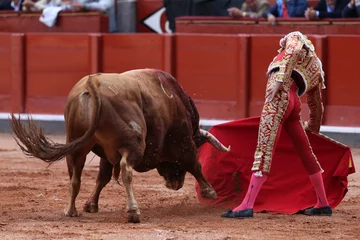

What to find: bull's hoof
left=127, top=207, right=141, bottom=223
left=83, top=202, right=99, bottom=213
left=64, top=208, right=79, bottom=217
left=201, top=188, right=217, bottom=200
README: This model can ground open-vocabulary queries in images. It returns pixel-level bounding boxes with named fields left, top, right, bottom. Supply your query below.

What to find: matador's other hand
left=267, top=81, right=283, bottom=102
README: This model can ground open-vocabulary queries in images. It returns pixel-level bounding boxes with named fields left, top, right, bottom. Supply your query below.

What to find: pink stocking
left=233, top=173, right=268, bottom=212
left=308, top=171, right=329, bottom=208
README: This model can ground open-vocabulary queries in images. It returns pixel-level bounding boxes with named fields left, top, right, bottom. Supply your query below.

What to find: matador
left=221, top=31, right=332, bottom=218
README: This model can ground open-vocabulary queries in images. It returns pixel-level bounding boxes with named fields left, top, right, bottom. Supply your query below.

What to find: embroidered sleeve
left=306, top=84, right=324, bottom=133
left=276, top=35, right=304, bottom=84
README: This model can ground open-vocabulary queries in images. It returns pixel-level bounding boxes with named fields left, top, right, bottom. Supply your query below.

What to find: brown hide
left=10, top=68, right=229, bottom=223
left=65, top=69, right=200, bottom=170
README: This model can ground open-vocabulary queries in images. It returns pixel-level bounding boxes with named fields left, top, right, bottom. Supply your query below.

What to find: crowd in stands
left=228, top=0, right=360, bottom=23
left=1, top=0, right=359, bottom=33
left=0, top=0, right=113, bottom=13
left=228, top=0, right=359, bottom=23
left=165, top=0, right=360, bottom=32
left=0, top=0, right=116, bottom=31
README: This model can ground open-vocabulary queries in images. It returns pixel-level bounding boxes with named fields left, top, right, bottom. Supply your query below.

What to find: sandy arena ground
left=0, top=133, right=359, bottom=240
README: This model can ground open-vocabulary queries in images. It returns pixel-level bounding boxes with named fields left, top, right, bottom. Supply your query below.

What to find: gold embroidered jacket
left=266, top=31, right=326, bottom=132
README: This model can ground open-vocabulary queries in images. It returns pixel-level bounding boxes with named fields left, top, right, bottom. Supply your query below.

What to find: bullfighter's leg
left=119, top=150, right=140, bottom=223
left=64, top=152, right=87, bottom=217
left=84, top=157, right=113, bottom=213
left=222, top=74, right=294, bottom=218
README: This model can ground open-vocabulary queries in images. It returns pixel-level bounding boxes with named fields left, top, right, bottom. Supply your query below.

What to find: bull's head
left=157, top=128, right=230, bottom=191
left=156, top=161, right=186, bottom=191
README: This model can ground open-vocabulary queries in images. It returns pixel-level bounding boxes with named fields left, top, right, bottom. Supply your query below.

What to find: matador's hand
left=266, top=81, right=283, bottom=102
left=303, top=121, right=319, bottom=133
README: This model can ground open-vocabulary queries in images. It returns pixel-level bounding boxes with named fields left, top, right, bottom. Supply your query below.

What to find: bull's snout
left=165, top=179, right=184, bottom=191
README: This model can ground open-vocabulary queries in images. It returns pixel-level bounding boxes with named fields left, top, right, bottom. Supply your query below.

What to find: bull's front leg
left=183, top=143, right=217, bottom=200
left=120, top=151, right=140, bottom=223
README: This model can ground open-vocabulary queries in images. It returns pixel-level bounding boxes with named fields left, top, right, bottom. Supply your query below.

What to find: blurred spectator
left=227, top=0, right=270, bottom=18
left=163, top=0, right=191, bottom=32
left=264, top=0, right=308, bottom=25
left=342, top=0, right=360, bottom=17
left=9, top=0, right=24, bottom=11
left=163, top=0, right=243, bottom=32
left=0, top=0, right=16, bottom=10
left=22, top=0, right=62, bottom=11
left=190, top=0, right=235, bottom=16
left=304, top=0, right=349, bottom=20
left=71, top=0, right=116, bottom=32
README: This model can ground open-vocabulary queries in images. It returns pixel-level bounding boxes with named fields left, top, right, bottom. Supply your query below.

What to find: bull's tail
left=10, top=75, right=101, bottom=163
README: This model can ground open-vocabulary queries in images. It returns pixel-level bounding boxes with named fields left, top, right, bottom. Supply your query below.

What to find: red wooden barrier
left=21, top=33, right=174, bottom=114
left=0, top=32, right=359, bottom=127
left=325, top=35, right=360, bottom=126
left=175, top=33, right=249, bottom=119
left=25, top=34, right=90, bottom=114
left=11, top=33, right=25, bottom=113
left=101, top=34, right=173, bottom=74
left=0, top=34, right=13, bottom=112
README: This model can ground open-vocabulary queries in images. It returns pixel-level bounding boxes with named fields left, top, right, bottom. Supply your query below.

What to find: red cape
left=196, top=116, right=356, bottom=214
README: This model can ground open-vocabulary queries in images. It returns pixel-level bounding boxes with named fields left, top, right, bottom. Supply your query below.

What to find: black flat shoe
left=221, top=209, right=253, bottom=218
left=303, top=206, right=332, bottom=216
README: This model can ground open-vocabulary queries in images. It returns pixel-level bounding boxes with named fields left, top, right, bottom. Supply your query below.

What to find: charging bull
left=10, top=69, right=230, bottom=223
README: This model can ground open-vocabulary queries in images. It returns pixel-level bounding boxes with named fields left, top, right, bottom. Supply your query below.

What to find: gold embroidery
left=252, top=72, right=292, bottom=173
left=267, top=33, right=325, bottom=97
left=253, top=32, right=326, bottom=174
left=306, top=84, right=324, bottom=132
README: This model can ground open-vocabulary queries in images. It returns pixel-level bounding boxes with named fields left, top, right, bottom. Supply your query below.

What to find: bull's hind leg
left=64, top=152, right=87, bottom=217
left=84, top=157, right=113, bottom=213
left=119, top=150, right=140, bottom=223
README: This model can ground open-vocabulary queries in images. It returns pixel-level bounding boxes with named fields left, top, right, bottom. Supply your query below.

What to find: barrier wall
left=0, top=11, right=109, bottom=33
left=0, top=32, right=359, bottom=127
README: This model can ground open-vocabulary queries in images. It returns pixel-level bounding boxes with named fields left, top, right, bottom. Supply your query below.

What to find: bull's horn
left=200, top=129, right=231, bottom=152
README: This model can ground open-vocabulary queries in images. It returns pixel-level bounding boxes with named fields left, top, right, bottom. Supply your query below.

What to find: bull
left=10, top=69, right=230, bottom=223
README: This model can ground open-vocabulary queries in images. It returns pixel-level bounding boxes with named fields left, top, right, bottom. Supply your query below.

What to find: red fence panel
left=101, top=34, right=173, bottom=74
left=248, top=35, right=280, bottom=116
left=0, top=31, right=357, bottom=127
left=0, top=33, right=12, bottom=112
left=25, top=33, right=90, bottom=114
left=325, top=35, right=360, bottom=126
left=175, top=33, right=249, bottom=119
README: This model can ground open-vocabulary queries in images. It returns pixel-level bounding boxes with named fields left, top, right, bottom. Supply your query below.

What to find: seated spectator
left=163, top=0, right=191, bottom=32
left=227, top=0, right=270, bottom=18
left=342, top=0, right=360, bottom=17
left=263, top=0, right=308, bottom=25
left=22, top=0, right=62, bottom=12
left=304, top=0, right=349, bottom=20
left=9, top=0, right=24, bottom=11
left=0, top=0, right=16, bottom=10
left=71, top=0, right=116, bottom=32
left=191, top=0, right=234, bottom=16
